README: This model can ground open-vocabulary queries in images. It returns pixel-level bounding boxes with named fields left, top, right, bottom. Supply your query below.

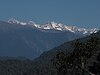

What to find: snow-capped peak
left=8, top=18, right=20, bottom=24
left=8, top=18, right=27, bottom=25
left=41, top=21, right=66, bottom=31
left=28, top=21, right=41, bottom=28
left=28, top=21, right=35, bottom=25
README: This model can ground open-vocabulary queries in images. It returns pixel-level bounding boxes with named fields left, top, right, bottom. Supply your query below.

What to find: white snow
left=20, top=22, right=27, bottom=25
left=7, top=18, right=99, bottom=34
left=8, top=18, right=20, bottom=24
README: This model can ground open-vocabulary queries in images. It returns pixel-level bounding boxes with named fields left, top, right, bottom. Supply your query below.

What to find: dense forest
left=0, top=31, right=100, bottom=75
left=54, top=36, right=100, bottom=75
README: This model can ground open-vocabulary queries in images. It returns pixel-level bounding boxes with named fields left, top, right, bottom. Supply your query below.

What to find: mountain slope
left=0, top=22, right=100, bottom=75
left=33, top=30, right=100, bottom=75
left=0, top=20, right=86, bottom=58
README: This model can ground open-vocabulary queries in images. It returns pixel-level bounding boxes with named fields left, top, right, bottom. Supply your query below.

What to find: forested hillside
left=0, top=31, right=100, bottom=75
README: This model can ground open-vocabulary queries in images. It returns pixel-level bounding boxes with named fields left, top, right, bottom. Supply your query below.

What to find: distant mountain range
left=0, top=18, right=99, bottom=59
left=8, top=18, right=98, bottom=34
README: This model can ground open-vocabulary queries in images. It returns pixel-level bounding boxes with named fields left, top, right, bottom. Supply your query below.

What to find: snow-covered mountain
left=8, top=18, right=99, bottom=34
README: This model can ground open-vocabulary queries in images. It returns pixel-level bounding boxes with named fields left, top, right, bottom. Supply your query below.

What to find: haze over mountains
left=0, top=18, right=99, bottom=58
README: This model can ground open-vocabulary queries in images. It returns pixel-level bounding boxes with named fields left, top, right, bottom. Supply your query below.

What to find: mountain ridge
left=7, top=18, right=99, bottom=35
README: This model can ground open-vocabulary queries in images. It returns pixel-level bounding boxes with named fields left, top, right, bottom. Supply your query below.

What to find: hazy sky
left=0, top=0, right=100, bottom=28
